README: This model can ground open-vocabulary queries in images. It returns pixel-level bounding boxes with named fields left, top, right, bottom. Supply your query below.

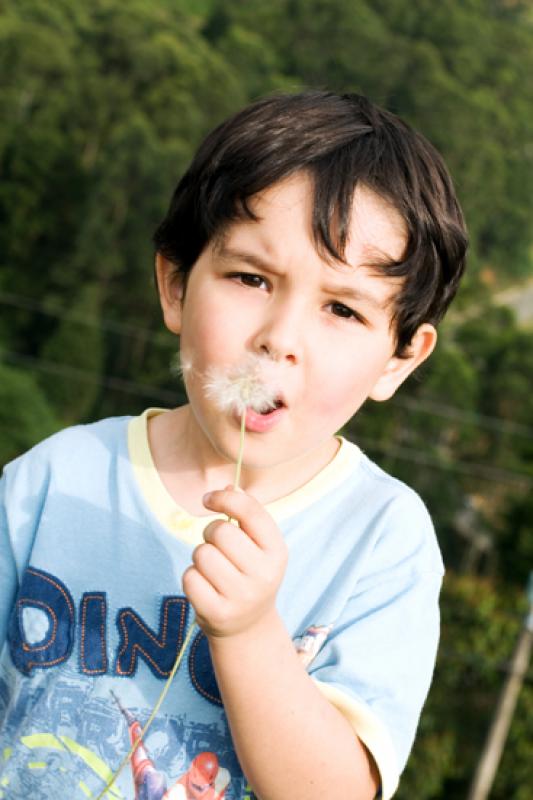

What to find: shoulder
left=0, top=416, right=135, bottom=582
left=337, top=442, right=444, bottom=576
left=363, top=450, right=443, bottom=575
left=357, top=449, right=432, bottom=519
left=1, top=415, right=132, bottom=498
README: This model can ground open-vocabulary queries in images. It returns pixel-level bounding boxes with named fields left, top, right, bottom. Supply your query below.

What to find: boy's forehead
left=215, top=174, right=407, bottom=277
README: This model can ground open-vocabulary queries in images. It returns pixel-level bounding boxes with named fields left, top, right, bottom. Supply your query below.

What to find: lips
left=243, top=400, right=286, bottom=433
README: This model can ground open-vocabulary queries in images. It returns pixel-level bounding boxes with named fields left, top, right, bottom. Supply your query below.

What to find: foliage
left=398, top=572, right=533, bottom=798
left=38, top=283, right=105, bottom=424
left=205, top=0, right=533, bottom=281
left=1, top=1, right=533, bottom=797
left=0, top=362, right=60, bottom=465
left=350, top=305, right=533, bottom=586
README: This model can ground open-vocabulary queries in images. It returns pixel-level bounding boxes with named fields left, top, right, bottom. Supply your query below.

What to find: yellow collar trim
left=128, top=408, right=361, bottom=546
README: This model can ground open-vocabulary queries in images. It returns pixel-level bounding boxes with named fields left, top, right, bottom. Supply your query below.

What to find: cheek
left=180, top=302, right=234, bottom=362
left=311, top=373, right=363, bottom=420
left=311, top=353, right=387, bottom=418
left=314, top=387, right=366, bottom=424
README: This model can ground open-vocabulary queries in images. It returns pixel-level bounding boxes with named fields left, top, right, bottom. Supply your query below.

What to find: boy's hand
left=182, top=487, right=288, bottom=639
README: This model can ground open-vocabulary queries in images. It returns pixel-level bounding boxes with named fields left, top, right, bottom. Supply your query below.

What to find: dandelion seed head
left=170, top=353, right=194, bottom=379
left=204, top=354, right=280, bottom=415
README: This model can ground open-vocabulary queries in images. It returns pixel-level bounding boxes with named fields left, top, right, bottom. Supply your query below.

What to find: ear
left=155, top=252, right=185, bottom=335
left=370, top=324, right=437, bottom=402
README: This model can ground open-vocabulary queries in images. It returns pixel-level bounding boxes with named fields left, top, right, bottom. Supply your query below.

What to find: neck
left=147, top=405, right=339, bottom=514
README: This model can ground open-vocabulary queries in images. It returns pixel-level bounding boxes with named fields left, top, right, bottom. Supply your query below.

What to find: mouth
left=242, top=397, right=286, bottom=432
left=260, top=396, right=285, bottom=415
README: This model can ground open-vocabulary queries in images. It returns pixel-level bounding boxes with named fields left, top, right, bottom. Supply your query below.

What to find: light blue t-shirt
left=0, top=409, right=444, bottom=800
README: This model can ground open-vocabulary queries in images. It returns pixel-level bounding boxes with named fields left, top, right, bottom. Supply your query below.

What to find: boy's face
left=158, top=173, right=435, bottom=475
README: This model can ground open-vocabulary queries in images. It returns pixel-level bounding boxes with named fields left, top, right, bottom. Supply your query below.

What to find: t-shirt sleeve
left=0, top=447, right=52, bottom=652
left=307, top=496, right=443, bottom=799
left=0, top=471, right=19, bottom=651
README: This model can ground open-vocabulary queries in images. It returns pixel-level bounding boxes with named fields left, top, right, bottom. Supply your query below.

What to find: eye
left=229, top=272, right=268, bottom=289
left=329, top=301, right=366, bottom=323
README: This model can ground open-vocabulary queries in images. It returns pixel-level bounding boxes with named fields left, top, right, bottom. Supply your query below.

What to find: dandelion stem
left=94, top=620, right=197, bottom=799
left=233, top=409, right=246, bottom=490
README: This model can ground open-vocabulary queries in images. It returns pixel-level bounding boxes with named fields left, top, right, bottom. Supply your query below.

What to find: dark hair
left=153, top=91, right=467, bottom=356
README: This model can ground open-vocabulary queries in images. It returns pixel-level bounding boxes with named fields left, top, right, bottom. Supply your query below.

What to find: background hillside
left=1, top=1, right=532, bottom=796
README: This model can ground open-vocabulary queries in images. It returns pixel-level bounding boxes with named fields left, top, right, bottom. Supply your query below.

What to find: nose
left=251, top=296, right=304, bottom=364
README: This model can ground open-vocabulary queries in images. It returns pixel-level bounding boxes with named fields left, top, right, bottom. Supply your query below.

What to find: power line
left=2, top=345, right=533, bottom=488
left=2, top=349, right=179, bottom=405
left=354, top=436, right=533, bottom=489
left=2, top=348, right=532, bottom=489
left=1, top=345, right=531, bottom=486
left=3, top=290, right=533, bottom=439
left=0, top=290, right=168, bottom=346
left=392, top=395, right=533, bottom=440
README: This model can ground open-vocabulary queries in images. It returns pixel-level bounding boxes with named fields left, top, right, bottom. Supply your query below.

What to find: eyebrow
left=216, top=245, right=394, bottom=311
left=216, top=244, right=281, bottom=274
left=321, top=283, right=391, bottom=310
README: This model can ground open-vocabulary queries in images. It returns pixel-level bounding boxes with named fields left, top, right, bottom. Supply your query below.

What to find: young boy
left=0, top=91, right=467, bottom=800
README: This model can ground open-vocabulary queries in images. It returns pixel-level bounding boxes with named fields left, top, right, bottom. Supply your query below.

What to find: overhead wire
left=392, top=395, right=533, bottom=440
left=2, top=347, right=532, bottom=489
left=2, top=289, right=533, bottom=438
left=2, top=291, right=533, bottom=488
left=0, top=289, right=166, bottom=344
left=355, top=436, right=533, bottom=489
left=2, top=349, right=179, bottom=405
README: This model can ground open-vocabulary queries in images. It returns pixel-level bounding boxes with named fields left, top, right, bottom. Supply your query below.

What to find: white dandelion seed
left=204, top=354, right=281, bottom=493
left=204, top=354, right=280, bottom=415
left=170, top=353, right=194, bottom=379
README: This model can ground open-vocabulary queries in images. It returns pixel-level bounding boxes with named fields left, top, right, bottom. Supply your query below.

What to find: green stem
left=95, top=621, right=197, bottom=799
left=233, top=408, right=246, bottom=490
left=226, top=410, right=246, bottom=526
left=95, top=412, right=247, bottom=797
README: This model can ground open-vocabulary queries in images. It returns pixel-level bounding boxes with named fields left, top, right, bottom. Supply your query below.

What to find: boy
left=0, top=91, right=467, bottom=799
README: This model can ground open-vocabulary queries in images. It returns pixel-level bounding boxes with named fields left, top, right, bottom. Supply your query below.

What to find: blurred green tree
left=0, top=362, right=60, bottom=466
left=38, top=283, right=105, bottom=424
left=399, top=572, right=533, bottom=799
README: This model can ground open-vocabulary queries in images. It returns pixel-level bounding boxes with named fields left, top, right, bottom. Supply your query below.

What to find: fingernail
left=202, top=492, right=213, bottom=504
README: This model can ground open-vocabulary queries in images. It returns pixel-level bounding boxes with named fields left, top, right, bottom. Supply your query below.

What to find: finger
left=182, top=565, right=224, bottom=621
left=202, top=488, right=280, bottom=551
left=203, top=519, right=259, bottom=572
left=192, top=542, right=244, bottom=597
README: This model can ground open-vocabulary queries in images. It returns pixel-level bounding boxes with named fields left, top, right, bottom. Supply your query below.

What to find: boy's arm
left=183, top=488, right=380, bottom=800
left=208, top=610, right=380, bottom=800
